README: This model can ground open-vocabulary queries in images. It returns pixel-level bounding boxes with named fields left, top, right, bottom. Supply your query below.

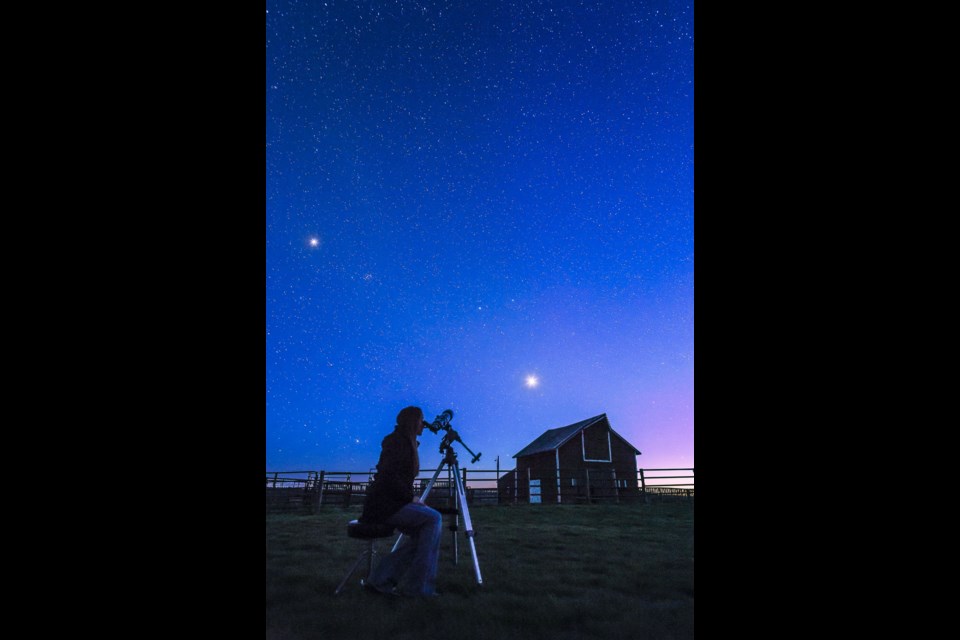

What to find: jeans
left=367, top=503, right=442, bottom=596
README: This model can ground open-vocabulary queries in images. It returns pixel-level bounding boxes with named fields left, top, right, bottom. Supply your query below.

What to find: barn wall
left=497, top=469, right=517, bottom=503
left=582, top=422, right=611, bottom=460
left=531, top=451, right=559, bottom=503
left=611, top=436, right=638, bottom=471
left=558, top=437, right=615, bottom=502
left=516, top=452, right=560, bottom=503
left=555, top=424, right=641, bottom=502
left=611, top=434, right=641, bottom=496
left=558, top=437, right=584, bottom=469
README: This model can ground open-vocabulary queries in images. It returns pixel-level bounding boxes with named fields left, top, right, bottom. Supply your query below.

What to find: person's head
left=396, top=406, right=425, bottom=438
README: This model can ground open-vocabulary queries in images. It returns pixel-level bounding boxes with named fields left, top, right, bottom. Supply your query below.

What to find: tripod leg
left=334, top=547, right=370, bottom=595
left=367, top=541, right=376, bottom=577
left=450, top=463, right=459, bottom=565
left=453, top=487, right=459, bottom=565
left=452, top=463, right=483, bottom=586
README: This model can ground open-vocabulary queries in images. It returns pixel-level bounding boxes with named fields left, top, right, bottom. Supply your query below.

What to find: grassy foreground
left=267, top=501, right=693, bottom=640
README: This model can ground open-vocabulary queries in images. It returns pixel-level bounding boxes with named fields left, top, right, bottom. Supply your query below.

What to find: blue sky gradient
left=267, top=0, right=693, bottom=473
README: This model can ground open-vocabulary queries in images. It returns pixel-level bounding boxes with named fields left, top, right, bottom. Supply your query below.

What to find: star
left=308, top=237, right=319, bottom=248
left=525, top=375, right=539, bottom=388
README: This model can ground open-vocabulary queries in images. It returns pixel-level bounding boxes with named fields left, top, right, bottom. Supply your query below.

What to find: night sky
left=266, top=0, right=693, bottom=474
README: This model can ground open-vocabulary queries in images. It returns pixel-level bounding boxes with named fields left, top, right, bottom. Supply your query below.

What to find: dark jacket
left=360, top=429, right=419, bottom=523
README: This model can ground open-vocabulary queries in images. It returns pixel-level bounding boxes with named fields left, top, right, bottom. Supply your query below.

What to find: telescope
left=423, top=409, right=482, bottom=464
left=423, top=409, right=454, bottom=434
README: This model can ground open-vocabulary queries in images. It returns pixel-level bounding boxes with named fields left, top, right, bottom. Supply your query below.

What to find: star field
left=266, top=0, right=693, bottom=473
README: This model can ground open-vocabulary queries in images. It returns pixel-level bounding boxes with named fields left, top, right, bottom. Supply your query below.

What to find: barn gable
left=512, top=413, right=641, bottom=459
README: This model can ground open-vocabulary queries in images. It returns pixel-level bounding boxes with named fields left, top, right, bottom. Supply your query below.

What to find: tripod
left=391, top=445, right=483, bottom=586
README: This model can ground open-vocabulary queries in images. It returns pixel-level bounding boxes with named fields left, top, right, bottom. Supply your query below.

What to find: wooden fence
left=266, top=468, right=693, bottom=514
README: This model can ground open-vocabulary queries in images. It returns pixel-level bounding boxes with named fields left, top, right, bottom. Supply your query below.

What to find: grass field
left=267, top=501, right=693, bottom=640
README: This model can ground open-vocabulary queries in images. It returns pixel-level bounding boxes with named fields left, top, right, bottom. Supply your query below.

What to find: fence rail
left=266, top=467, right=693, bottom=514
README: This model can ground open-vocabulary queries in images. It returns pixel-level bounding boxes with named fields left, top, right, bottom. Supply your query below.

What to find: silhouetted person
left=360, top=406, right=443, bottom=597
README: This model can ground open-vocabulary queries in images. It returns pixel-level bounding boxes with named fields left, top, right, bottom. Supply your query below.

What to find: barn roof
left=512, top=413, right=641, bottom=458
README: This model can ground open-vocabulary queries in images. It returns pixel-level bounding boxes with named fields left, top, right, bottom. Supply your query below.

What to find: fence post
left=639, top=468, right=646, bottom=502
left=585, top=468, right=592, bottom=504
left=273, top=472, right=278, bottom=488
left=313, top=470, right=325, bottom=512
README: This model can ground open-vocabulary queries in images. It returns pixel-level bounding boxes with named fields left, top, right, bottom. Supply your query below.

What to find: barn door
left=529, top=479, right=541, bottom=504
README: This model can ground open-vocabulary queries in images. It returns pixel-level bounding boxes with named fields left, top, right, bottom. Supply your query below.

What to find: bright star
left=309, top=237, right=319, bottom=247
left=525, top=375, right=539, bottom=388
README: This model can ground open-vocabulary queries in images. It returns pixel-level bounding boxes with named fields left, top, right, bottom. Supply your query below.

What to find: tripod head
left=423, top=409, right=482, bottom=464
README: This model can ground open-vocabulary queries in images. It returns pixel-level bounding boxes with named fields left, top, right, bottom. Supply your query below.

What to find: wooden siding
left=517, top=451, right=559, bottom=503
left=582, top=422, right=611, bottom=460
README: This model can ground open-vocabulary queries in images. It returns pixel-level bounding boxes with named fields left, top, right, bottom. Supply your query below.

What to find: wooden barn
left=498, top=414, right=642, bottom=504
